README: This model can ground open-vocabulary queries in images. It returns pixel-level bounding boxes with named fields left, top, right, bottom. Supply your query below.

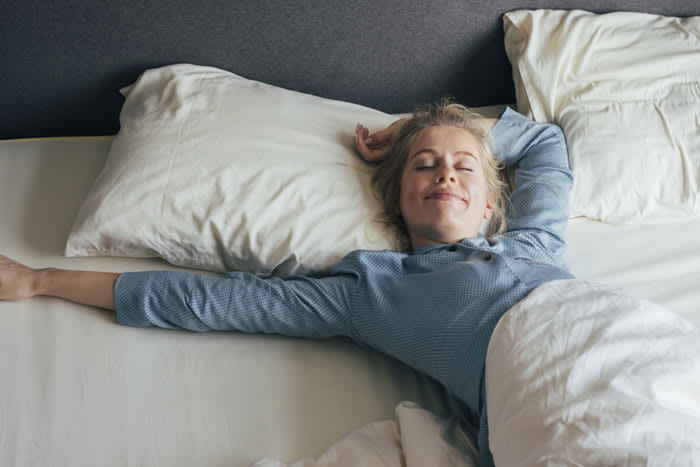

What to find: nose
left=435, top=167, right=456, bottom=184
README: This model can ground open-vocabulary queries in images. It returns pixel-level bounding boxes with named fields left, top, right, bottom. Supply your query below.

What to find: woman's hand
left=354, top=118, right=408, bottom=163
left=0, top=254, right=40, bottom=301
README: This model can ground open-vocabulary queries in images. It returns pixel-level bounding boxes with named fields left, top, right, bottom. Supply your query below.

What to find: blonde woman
left=0, top=101, right=573, bottom=466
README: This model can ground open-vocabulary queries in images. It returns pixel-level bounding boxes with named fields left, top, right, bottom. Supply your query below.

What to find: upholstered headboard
left=2, top=0, right=698, bottom=139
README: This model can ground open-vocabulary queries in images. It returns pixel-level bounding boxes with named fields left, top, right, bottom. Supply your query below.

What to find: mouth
left=425, top=190, right=466, bottom=202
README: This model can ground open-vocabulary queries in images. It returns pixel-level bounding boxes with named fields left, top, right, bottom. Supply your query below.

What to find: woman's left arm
left=488, top=107, right=573, bottom=256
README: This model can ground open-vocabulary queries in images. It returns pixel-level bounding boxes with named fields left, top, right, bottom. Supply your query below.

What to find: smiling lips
left=425, top=189, right=466, bottom=202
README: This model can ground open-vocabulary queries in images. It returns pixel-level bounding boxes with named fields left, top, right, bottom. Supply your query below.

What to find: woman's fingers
left=366, top=125, right=394, bottom=148
left=354, top=123, right=393, bottom=162
left=355, top=124, right=378, bottom=161
left=354, top=117, right=409, bottom=162
left=354, top=125, right=369, bottom=159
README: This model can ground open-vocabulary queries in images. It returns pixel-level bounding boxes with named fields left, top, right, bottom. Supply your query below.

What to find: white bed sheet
left=565, top=219, right=700, bottom=329
left=1, top=136, right=699, bottom=466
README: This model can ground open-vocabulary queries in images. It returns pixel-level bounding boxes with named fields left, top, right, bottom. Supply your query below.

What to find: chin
left=405, top=214, right=479, bottom=242
left=431, top=227, right=477, bottom=244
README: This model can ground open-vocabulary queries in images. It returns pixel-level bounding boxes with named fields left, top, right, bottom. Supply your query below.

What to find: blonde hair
left=371, top=99, right=508, bottom=251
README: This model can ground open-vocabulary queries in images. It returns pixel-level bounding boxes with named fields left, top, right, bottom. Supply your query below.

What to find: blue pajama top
left=114, top=107, right=574, bottom=466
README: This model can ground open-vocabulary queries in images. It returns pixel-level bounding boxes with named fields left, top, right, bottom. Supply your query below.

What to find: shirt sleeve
left=113, top=264, right=360, bottom=338
left=487, top=107, right=573, bottom=258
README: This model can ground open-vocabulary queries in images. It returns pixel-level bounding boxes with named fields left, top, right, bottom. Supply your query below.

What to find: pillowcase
left=504, top=9, right=700, bottom=223
left=65, top=64, right=399, bottom=275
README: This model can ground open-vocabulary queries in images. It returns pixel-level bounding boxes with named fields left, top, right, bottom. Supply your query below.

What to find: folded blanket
left=251, top=401, right=478, bottom=467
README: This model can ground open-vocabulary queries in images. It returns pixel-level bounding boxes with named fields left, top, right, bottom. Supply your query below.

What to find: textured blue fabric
left=114, top=106, right=573, bottom=465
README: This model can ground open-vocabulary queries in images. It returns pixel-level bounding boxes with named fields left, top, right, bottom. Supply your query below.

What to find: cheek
left=476, top=177, right=493, bottom=208
left=461, top=175, right=487, bottom=207
left=399, top=170, right=423, bottom=213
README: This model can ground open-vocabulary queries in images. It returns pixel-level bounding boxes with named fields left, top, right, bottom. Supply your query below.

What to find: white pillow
left=504, top=9, right=700, bottom=223
left=65, top=64, right=399, bottom=274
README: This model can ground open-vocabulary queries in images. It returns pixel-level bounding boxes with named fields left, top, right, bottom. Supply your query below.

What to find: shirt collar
left=411, top=234, right=490, bottom=255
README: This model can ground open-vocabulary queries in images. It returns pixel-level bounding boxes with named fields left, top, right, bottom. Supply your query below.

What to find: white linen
left=65, top=64, right=399, bottom=275
left=252, top=401, right=478, bottom=467
left=564, top=218, right=700, bottom=330
left=486, top=279, right=700, bottom=465
left=504, top=9, right=700, bottom=224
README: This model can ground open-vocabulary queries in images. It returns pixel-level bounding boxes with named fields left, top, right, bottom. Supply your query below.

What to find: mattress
left=1, top=136, right=699, bottom=466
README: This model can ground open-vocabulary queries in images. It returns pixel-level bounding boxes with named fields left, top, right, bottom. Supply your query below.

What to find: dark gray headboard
left=3, top=0, right=698, bottom=139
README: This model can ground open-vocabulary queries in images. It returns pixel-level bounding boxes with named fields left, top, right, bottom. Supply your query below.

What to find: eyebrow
left=409, top=148, right=479, bottom=160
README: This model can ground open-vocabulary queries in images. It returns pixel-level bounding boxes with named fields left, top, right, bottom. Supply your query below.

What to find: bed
left=2, top=1, right=700, bottom=466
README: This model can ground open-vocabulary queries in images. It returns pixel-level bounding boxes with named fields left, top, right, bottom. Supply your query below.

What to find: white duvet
left=259, top=280, right=700, bottom=466
left=487, top=280, right=700, bottom=466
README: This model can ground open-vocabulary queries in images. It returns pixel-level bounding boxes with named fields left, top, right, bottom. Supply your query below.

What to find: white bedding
left=487, top=279, right=700, bottom=465
left=565, top=219, right=700, bottom=329
left=254, top=401, right=478, bottom=467
left=1, top=136, right=700, bottom=465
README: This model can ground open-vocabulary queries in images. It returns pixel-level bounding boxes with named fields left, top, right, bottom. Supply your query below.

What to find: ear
left=483, top=199, right=493, bottom=220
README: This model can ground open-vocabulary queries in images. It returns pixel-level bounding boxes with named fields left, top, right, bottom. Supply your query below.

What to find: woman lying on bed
left=0, top=101, right=573, bottom=466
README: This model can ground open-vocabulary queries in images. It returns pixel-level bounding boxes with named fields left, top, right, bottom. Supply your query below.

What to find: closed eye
left=457, top=167, right=474, bottom=172
left=415, top=166, right=435, bottom=171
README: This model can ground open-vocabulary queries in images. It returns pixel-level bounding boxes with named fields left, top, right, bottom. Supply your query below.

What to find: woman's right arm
left=0, top=255, right=118, bottom=310
left=0, top=254, right=359, bottom=340
left=113, top=268, right=359, bottom=337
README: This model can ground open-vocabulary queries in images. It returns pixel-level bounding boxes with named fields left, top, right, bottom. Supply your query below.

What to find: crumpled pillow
left=65, top=64, right=398, bottom=274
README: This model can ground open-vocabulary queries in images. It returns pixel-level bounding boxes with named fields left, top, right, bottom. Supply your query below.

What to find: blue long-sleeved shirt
left=114, top=106, right=574, bottom=466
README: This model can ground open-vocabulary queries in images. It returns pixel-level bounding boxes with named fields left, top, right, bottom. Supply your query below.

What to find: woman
left=0, top=101, right=573, bottom=466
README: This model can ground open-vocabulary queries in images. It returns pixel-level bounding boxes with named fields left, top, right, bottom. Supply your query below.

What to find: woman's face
left=399, top=126, right=492, bottom=248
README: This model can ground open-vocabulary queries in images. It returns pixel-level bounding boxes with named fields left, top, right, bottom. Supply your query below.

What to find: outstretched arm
left=114, top=267, right=358, bottom=337
left=0, top=254, right=358, bottom=339
left=0, top=254, right=118, bottom=310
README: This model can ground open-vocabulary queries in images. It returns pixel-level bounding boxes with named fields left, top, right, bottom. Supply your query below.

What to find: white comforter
left=259, top=280, right=700, bottom=466
left=487, top=279, right=700, bottom=466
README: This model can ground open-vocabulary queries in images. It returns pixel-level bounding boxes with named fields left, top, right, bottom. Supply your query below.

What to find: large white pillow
left=504, top=9, right=700, bottom=223
left=65, top=64, right=399, bottom=275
